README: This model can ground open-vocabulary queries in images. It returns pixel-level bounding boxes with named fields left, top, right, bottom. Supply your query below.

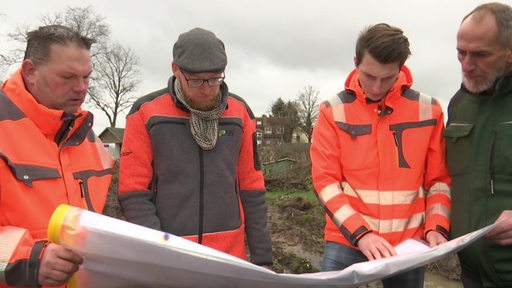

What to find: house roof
left=98, top=127, right=125, bottom=143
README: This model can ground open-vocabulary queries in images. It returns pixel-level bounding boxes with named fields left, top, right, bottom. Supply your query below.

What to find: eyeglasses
left=180, top=70, right=225, bottom=88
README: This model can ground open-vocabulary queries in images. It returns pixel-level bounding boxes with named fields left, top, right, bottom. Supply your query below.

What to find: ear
left=21, top=59, right=37, bottom=85
left=353, top=56, right=358, bottom=67
left=171, top=62, right=180, bottom=76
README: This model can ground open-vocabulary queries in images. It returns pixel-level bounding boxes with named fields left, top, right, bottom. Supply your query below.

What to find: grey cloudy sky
left=1, top=0, right=490, bottom=132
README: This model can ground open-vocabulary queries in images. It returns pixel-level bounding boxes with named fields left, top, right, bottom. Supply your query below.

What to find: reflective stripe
left=419, top=92, right=433, bottom=121
left=426, top=203, right=451, bottom=218
left=326, top=96, right=346, bottom=123
left=0, top=227, right=26, bottom=283
left=319, top=182, right=358, bottom=228
left=318, top=182, right=342, bottom=203
left=362, top=212, right=425, bottom=233
left=426, top=182, right=451, bottom=217
left=332, top=204, right=358, bottom=227
left=427, top=182, right=450, bottom=198
left=342, top=182, right=424, bottom=205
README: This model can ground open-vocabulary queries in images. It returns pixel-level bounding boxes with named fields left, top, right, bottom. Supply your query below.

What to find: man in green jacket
left=444, top=2, right=512, bottom=287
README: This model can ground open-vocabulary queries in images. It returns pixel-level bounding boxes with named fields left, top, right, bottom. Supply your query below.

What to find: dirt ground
left=267, top=196, right=462, bottom=288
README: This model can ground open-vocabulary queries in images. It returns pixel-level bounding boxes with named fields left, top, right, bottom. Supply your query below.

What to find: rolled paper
left=46, top=204, right=497, bottom=288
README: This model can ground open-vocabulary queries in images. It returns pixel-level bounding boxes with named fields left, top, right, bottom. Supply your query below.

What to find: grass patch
left=266, top=189, right=318, bottom=203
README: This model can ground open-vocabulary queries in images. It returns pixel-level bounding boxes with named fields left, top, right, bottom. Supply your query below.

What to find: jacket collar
left=345, top=65, right=414, bottom=108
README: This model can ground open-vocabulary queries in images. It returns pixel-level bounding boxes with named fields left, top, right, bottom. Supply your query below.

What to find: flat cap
left=173, top=27, right=227, bottom=73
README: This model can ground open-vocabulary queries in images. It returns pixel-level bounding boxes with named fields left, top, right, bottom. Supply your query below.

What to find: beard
left=462, top=62, right=507, bottom=93
left=183, top=93, right=220, bottom=111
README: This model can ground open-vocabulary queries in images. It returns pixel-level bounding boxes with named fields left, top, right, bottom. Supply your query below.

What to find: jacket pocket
left=444, top=123, right=473, bottom=176
left=0, top=153, right=61, bottom=187
left=491, top=122, right=512, bottom=177
left=336, top=122, right=371, bottom=139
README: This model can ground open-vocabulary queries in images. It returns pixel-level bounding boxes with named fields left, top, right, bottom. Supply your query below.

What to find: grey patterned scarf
left=174, top=80, right=227, bottom=150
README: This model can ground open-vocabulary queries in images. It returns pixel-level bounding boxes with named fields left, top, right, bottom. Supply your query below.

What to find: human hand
left=38, top=243, right=84, bottom=286
left=485, top=210, right=512, bottom=246
left=357, top=233, right=396, bottom=261
left=425, top=230, right=447, bottom=247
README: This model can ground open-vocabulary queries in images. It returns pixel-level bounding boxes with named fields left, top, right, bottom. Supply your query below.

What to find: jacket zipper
left=198, top=149, right=204, bottom=244
left=489, top=132, right=496, bottom=195
left=79, top=179, right=95, bottom=212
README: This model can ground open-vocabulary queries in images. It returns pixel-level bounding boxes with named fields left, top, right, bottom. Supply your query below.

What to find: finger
left=46, top=256, right=80, bottom=278
left=494, top=238, right=512, bottom=246
left=487, top=230, right=512, bottom=243
left=38, top=269, right=72, bottom=287
left=58, top=248, right=84, bottom=265
left=428, top=235, right=444, bottom=247
left=486, top=224, right=506, bottom=238
left=361, top=248, right=375, bottom=261
left=371, top=243, right=387, bottom=260
left=360, top=244, right=380, bottom=261
left=382, top=241, right=396, bottom=257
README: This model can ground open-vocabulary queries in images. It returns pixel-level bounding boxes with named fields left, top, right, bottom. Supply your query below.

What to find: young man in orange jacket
left=310, top=23, right=451, bottom=287
left=0, top=25, right=113, bottom=287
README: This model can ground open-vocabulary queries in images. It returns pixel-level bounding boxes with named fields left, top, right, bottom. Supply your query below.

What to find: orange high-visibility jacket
left=310, top=66, right=451, bottom=248
left=0, top=69, right=114, bottom=287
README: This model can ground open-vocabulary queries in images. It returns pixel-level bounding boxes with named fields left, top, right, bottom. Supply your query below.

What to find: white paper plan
left=47, top=204, right=497, bottom=288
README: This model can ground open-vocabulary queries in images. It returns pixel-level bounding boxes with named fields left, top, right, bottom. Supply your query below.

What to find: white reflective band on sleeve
left=0, top=226, right=27, bottom=283
left=332, top=204, right=358, bottom=227
left=319, top=183, right=342, bottom=204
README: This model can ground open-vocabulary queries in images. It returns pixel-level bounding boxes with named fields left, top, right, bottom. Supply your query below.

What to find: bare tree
left=40, top=6, right=110, bottom=52
left=0, top=14, right=29, bottom=79
left=296, top=85, right=320, bottom=143
left=41, top=7, right=140, bottom=127
left=88, top=42, right=140, bottom=127
left=0, top=6, right=140, bottom=128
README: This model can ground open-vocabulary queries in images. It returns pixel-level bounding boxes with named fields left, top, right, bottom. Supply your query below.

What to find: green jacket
left=444, top=73, right=512, bottom=287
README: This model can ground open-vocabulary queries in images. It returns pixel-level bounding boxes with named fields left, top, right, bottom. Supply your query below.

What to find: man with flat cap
left=118, top=27, right=273, bottom=267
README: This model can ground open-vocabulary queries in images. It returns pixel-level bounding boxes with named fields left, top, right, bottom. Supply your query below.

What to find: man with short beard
left=444, top=2, right=512, bottom=287
left=118, top=28, right=273, bottom=269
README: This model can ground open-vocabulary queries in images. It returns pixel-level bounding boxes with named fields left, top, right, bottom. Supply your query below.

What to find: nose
left=459, top=55, right=475, bottom=73
left=198, top=81, right=214, bottom=92
left=370, top=80, right=386, bottom=95
left=74, top=78, right=89, bottom=93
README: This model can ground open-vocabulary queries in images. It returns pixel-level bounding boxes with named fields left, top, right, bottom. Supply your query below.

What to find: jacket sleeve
left=237, top=106, right=273, bottom=265
left=423, top=103, right=451, bottom=238
left=310, top=102, right=372, bottom=246
left=1, top=226, right=48, bottom=286
left=118, top=107, right=161, bottom=230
